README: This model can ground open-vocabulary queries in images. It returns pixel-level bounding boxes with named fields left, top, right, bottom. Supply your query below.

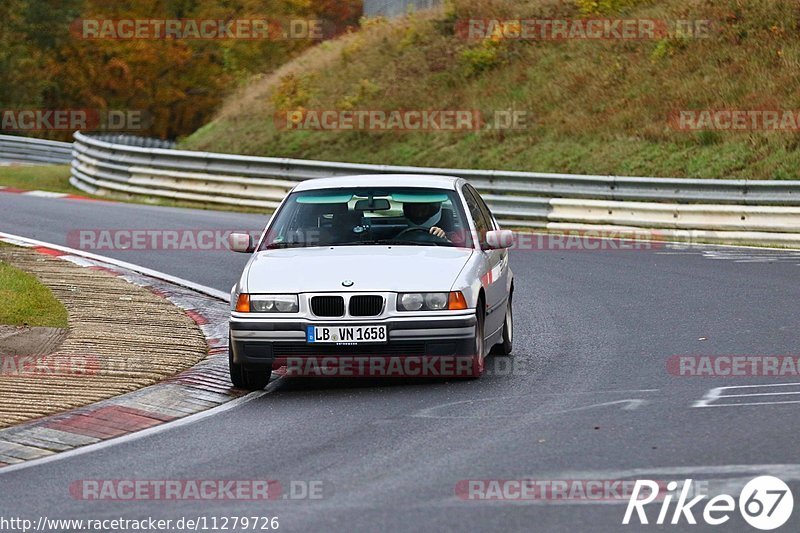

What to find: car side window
left=462, top=186, right=491, bottom=249
left=470, top=186, right=498, bottom=231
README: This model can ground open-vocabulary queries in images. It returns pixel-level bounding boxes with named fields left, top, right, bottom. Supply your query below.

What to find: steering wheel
left=393, top=227, right=448, bottom=243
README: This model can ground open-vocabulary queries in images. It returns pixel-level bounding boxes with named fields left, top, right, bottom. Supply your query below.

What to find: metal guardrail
left=69, top=133, right=800, bottom=206
left=68, top=131, right=800, bottom=240
left=89, top=134, right=176, bottom=150
left=0, top=135, right=73, bottom=165
left=3, top=132, right=797, bottom=245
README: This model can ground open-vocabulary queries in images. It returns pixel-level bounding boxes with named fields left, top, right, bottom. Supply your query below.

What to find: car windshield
left=259, top=187, right=473, bottom=249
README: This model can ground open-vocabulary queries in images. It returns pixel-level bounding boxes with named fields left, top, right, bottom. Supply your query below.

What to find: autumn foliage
left=0, top=0, right=362, bottom=140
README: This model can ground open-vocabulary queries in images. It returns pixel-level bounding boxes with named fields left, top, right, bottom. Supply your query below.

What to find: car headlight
left=424, top=293, right=448, bottom=310
left=237, top=294, right=299, bottom=313
left=397, top=292, right=467, bottom=311
left=398, top=293, right=425, bottom=311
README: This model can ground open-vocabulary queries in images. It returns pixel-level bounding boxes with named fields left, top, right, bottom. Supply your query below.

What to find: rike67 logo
left=624, top=476, right=794, bottom=530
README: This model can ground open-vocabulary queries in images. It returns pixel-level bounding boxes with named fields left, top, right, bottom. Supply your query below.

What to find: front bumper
left=229, top=313, right=477, bottom=369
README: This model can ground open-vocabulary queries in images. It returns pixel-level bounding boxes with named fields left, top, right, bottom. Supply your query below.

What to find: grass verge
left=0, top=165, right=77, bottom=194
left=0, top=165, right=270, bottom=214
left=0, top=258, right=69, bottom=328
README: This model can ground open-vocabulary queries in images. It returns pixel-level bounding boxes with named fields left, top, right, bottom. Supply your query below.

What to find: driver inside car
left=402, top=201, right=453, bottom=241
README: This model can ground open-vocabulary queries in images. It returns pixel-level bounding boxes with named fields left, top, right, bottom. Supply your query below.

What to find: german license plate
left=306, top=325, right=387, bottom=344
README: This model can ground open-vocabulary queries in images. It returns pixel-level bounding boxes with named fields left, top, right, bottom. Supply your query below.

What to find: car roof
left=292, top=174, right=462, bottom=192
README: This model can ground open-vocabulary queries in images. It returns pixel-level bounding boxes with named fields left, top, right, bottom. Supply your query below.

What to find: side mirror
left=485, top=229, right=514, bottom=250
left=229, top=232, right=255, bottom=253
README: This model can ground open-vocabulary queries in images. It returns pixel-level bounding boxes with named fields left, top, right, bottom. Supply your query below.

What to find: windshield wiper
left=262, top=242, right=306, bottom=250
left=389, top=239, right=450, bottom=247
left=334, top=240, right=392, bottom=246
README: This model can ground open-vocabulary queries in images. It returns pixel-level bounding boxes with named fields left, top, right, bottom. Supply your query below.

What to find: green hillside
left=182, top=0, right=800, bottom=180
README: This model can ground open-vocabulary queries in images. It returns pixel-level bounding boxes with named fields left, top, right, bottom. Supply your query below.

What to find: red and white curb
left=0, top=185, right=103, bottom=202
left=0, top=234, right=250, bottom=468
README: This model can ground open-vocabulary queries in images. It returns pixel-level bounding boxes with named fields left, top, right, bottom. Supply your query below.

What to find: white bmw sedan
left=227, top=174, right=514, bottom=389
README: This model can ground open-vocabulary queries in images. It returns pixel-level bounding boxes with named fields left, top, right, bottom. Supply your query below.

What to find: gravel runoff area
left=0, top=326, right=68, bottom=359
left=0, top=246, right=208, bottom=428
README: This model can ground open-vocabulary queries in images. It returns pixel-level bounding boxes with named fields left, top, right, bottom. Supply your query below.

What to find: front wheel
left=229, top=335, right=270, bottom=390
left=468, top=301, right=486, bottom=379
left=491, top=295, right=513, bottom=356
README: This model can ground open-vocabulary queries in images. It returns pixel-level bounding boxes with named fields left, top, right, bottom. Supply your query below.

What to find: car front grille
left=311, top=296, right=345, bottom=317
left=348, top=295, right=384, bottom=317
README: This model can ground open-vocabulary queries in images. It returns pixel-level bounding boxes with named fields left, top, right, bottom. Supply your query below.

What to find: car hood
left=245, top=246, right=473, bottom=293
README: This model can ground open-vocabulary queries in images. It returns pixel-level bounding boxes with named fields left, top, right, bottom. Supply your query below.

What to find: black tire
left=229, top=335, right=270, bottom=390
left=491, top=294, right=513, bottom=356
left=468, top=300, right=486, bottom=379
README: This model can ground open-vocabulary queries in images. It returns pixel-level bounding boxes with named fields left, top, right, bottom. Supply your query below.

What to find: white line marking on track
left=705, top=382, right=800, bottom=390
left=559, top=399, right=648, bottom=413
left=722, top=391, right=800, bottom=398
left=698, top=400, right=800, bottom=407
left=553, top=464, right=800, bottom=480
left=693, top=382, right=800, bottom=408
left=410, top=390, right=657, bottom=419
left=693, top=387, right=723, bottom=408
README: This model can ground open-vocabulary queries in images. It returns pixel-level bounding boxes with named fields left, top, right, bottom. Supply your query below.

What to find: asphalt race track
left=1, top=194, right=799, bottom=532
